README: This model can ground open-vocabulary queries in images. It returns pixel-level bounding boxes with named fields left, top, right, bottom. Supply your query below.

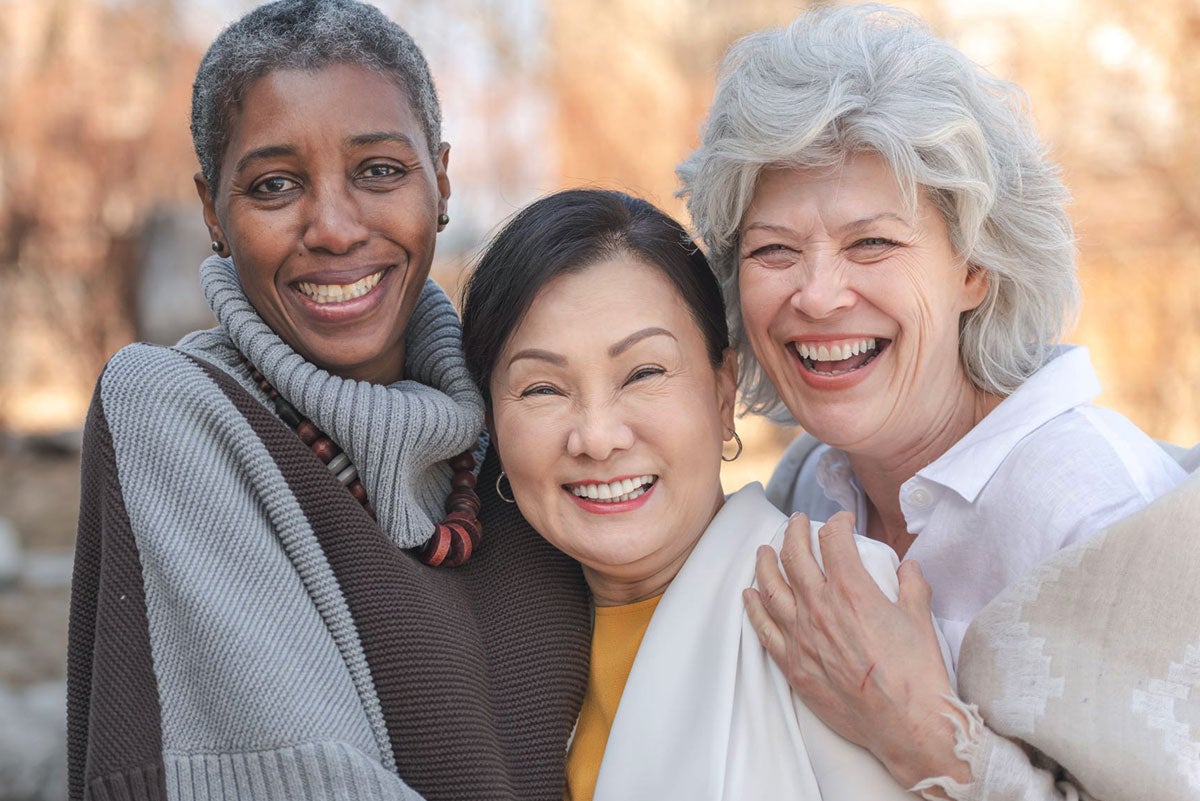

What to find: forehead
left=222, top=63, right=426, bottom=166
left=508, top=257, right=697, bottom=348
left=748, top=152, right=910, bottom=220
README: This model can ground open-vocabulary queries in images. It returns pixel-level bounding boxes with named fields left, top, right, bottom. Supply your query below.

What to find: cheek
left=738, top=274, right=779, bottom=346
left=492, top=410, right=555, bottom=493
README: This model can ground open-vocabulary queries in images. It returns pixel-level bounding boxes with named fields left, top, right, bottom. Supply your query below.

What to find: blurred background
left=0, top=0, right=1197, bottom=797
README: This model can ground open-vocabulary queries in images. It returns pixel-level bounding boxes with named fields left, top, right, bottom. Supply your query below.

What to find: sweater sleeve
left=67, top=371, right=168, bottom=801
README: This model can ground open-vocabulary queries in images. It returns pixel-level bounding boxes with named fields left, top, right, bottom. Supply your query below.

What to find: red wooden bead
left=443, top=523, right=472, bottom=567
left=421, top=526, right=451, bottom=567
left=296, top=420, right=321, bottom=445
left=446, top=488, right=480, bottom=507
left=312, top=438, right=337, bottom=463
left=451, top=472, right=477, bottom=490
left=348, top=481, right=368, bottom=503
left=445, top=512, right=481, bottom=546
left=449, top=452, right=475, bottom=472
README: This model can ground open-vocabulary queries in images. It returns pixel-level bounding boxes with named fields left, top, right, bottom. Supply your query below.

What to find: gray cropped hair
left=191, top=0, right=442, bottom=190
left=678, top=3, right=1079, bottom=421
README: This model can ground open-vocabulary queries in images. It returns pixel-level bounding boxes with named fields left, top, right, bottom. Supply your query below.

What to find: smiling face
left=196, top=63, right=450, bottom=385
left=738, top=152, right=989, bottom=456
left=490, top=256, right=737, bottom=605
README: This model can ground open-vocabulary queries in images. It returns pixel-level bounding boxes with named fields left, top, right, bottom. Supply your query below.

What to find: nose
left=301, top=182, right=370, bottom=255
left=788, top=249, right=856, bottom=320
left=565, top=403, right=636, bottom=462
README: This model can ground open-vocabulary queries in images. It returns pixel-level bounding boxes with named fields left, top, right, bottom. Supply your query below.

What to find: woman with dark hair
left=66, top=2, right=589, bottom=799
left=461, top=188, right=945, bottom=801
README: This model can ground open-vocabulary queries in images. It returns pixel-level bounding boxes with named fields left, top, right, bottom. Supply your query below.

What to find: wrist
left=878, top=695, right=972, bottom=789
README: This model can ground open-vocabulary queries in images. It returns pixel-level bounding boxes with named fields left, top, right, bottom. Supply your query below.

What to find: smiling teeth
left=570, top=475, right=656, bottom=503
left=795, top=338, right=876, bottom=362
left=297, top=270, right=384, bottom=304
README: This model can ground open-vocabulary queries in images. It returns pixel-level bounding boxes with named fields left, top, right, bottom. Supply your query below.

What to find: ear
left=194, top=172, right=225, bottom=253
left=715, top=347, right=738, bottom=437
left=959, top=263, right=990, bottom=312
left=435, top=142, right=451, bottom=226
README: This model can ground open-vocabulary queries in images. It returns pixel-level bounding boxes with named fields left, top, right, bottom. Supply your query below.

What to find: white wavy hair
left=677, top=3, right=1079, bottom=422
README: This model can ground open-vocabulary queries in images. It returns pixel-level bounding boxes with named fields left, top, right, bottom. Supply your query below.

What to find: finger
left=816, top=512, right=874, bottom=587
left=776, top=513, right=826, bottom=593
left=897, top=559, right=933, bottom=616
left=743, top=587, right=787, bottom=663
left=754, top=543, right=798, bottom=623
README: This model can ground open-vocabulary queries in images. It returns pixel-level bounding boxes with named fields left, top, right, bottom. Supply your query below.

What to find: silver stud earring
left=211, top=240, right=222, bottom=253
left=437, top=212, right=450, bottom=227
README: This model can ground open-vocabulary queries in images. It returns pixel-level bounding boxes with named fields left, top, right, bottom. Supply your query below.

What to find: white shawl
left=594, top=483, right=953, bottom=800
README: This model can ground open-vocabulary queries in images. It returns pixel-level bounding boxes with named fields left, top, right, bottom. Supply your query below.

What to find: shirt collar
left=814, top=345, right=1100, bottom=509
left=916, top=345, right=1100, bottom=502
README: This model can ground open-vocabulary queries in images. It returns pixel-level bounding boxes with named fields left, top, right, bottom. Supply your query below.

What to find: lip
left=565, top=478, right=658, bottom=515
left=289, top=264, right=398, bottom=322
left=788, top=336, right=889, bottom=390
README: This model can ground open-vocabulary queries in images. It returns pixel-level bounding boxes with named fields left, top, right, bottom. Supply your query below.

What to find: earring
left=721, top=430, right=743, bottom=463
left=211, top=240, right=223, bottom=253
left=437, top=212, right=450, bottom=227
left=495, top=470, right=516, bottom=504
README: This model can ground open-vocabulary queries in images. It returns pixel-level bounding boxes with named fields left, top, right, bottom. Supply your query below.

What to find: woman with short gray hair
left=67, top=2, right=589, bottom=800
left=679, top=4, right=1185, bottom=798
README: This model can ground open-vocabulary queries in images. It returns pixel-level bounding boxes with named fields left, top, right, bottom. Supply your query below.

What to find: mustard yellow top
left=564, top=593, right=663, bottom=801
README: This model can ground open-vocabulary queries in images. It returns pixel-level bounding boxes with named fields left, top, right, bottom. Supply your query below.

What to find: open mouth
left=295, top=268, right=387, bottom=304
left=565, top=475, right=658, bottom=504
left=791, top=337, right=890, bottom=376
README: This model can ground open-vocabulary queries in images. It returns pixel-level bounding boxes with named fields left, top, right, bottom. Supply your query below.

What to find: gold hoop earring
left=721, top=430, right=743, bottom=463
left=495, top=470, right=516, bottom=504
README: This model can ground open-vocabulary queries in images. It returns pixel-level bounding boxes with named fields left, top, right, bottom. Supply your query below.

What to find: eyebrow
left=838, top=212, right=911, bottom=233
left=231, top=132, right=420, bottom=176
left=505, top=327, right=676, bottom=369
left=233, top=144, right=297, bottom=177
left=347, top=131, right=420, bottom=150
left=506, top=348, right=567, bottom=368
left=609, top=327, right=675, bottom=357
left=741, top=213, right=912, bottom=237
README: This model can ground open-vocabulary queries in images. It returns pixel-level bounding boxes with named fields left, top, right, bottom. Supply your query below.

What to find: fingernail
left=789, top=511, right=804, bottom=521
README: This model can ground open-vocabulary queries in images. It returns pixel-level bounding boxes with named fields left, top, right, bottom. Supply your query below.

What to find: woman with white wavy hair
left=679, top=4, right=1188, bottom=798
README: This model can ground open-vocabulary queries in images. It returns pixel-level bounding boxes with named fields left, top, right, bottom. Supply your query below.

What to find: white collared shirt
left=777, top=346, right=1188, bottom=664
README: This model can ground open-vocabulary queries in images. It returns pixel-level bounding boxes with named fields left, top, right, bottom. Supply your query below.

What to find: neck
left=847, top=378, right=1001, bottom=558
left=585, top=565, right=678, bottom=607
left=584, top=490, right=724, bottom=607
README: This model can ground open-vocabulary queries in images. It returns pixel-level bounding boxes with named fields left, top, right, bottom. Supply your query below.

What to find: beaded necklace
left=241, top=355, right=483, bottom=567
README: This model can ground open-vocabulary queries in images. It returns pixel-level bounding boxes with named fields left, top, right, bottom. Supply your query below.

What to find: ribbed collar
left=196, top=255, right=485, bottom=549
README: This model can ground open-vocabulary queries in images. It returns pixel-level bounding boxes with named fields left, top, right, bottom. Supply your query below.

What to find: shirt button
left=909, top=487, right=932, bottom=508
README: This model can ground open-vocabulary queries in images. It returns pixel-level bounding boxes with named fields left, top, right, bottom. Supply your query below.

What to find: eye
left=852, top=237, right=898, bottom=249
left=625, top=365, right=666, bottom=385
left=358, top=162, right=406, bottom=181
left=744, top=243, right=797, bottom=268
left=519, top=384, right=562, bottom=399
left=251, top=175, right=299, bottom=195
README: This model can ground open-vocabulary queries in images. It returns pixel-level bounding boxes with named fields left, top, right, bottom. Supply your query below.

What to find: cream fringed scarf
left=941, top=467, right=1200, bottom=801
left=182, top=255, right=485, bottom=551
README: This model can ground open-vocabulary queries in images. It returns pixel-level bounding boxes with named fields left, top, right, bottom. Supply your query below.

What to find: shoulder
left=1003, top=405, right=1184, bottom=498
left=765, top=432, right=828, bottom=511
left=985, top=405, right=1185, bottom=543
left=93, top=342, right=265, bottom=461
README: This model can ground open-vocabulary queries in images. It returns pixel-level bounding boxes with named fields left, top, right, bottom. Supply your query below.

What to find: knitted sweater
left=67, top=258, right=591, bottom=801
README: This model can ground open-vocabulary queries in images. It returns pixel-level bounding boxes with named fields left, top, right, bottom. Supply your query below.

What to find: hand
left=743, top=511, right=970, bottom=788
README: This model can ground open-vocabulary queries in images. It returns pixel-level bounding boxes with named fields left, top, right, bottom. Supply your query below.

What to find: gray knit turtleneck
left=177, top=255, right=485, bottom=550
